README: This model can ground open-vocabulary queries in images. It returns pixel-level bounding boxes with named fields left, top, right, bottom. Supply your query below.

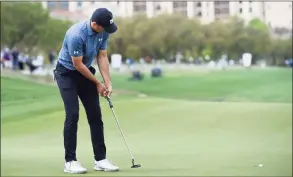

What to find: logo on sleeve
left=74, top=51, right=79, bottom=54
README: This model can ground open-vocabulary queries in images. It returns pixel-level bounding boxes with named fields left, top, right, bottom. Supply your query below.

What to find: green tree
left=202, top=21, right=231, bottom=59
left=40, top=18, right=72, bottom=52
left=246, top=20, right=271, bottom=63
left=1, top=4, right=291, bottom=66
left=1, top=2, right=49, bottom=51
left=201, top=45, right=213, bottom=60
left=249, top=18, right=269, bottom=31
left=270, top=38, right=293, bottom=65
left=1, top=2, right=73, bottom=55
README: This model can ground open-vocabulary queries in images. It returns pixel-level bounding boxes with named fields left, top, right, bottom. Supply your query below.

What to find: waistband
left=55, top=61, right=96, bottom=76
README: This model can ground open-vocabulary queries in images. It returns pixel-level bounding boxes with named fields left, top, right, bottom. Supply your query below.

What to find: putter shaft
left=106, top=97, right=135, bottom=160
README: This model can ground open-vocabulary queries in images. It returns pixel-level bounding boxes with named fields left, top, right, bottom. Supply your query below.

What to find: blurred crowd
left=0, top=47, right=57, bottom=74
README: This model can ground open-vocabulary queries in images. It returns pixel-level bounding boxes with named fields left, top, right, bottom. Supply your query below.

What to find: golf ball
left=258, top=164, right=264, bottom=167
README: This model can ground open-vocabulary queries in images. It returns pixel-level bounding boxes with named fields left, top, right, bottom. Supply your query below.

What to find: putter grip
left=106, top=97, right=114, bottom=108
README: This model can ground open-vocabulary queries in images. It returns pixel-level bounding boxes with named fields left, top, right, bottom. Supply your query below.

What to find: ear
left=91, top=21, right=99, bottom=27
left=91, top=21, right=96, bottom=26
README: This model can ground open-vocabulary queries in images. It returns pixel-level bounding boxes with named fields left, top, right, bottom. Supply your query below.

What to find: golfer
left=54, top=8, right=119, bottom=174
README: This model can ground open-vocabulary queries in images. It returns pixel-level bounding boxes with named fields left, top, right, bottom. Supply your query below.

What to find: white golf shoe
left=94, top=159, right=119, bottom=172
left=64, top=161, right=87, bottom=174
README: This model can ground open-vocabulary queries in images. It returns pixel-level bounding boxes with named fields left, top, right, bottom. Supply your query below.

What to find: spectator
left=285, top=58, right=293, bottom=67
left=3, top=48, right=11, bottom=68
left=25, top=56, right=38, bottom=73
left=11, top=47, right=20, bottom=71
left=18, top=53, right=25, bottom=71
left=25, top=54, right=44, bottom=74
left=0, top=50, right=4, bottom=68
left=48, top=49, right=55, bottom=65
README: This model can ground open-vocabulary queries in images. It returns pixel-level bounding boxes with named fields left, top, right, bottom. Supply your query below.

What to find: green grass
left=1, top=68, right=292, bottom=176
left=112, top=68, right=292, bottom=103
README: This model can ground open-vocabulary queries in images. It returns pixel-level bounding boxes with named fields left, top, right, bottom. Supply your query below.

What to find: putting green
left=1, top=68, right=292, bottom=176
left=2, top=97, right=292, bottom=176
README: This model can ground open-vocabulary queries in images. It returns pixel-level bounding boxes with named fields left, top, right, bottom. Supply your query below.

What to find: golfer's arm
left=72, top=56, right=101, bottom=85
left=97, top=50, right=111, bottom=85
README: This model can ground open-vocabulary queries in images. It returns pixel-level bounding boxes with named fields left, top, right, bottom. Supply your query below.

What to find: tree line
left=109, top=15, right=292, bottom=65
left=1, top=2, right=72, bottom=54
left=1, top=2, right=292, bottom=65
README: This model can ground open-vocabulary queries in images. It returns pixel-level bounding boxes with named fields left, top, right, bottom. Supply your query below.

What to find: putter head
left=131, top=159, right=141, bottom=168
left=131, top=164, right=141, bottom=168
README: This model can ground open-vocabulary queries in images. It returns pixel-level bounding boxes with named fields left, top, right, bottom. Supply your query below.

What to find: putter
left=106, top=96, right=141, bottom=169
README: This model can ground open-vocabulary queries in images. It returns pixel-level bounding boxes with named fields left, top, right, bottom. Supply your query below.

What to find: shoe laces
left=104, top=159, right=115, bottom=166
left=70, top=161, right=82, bottom=168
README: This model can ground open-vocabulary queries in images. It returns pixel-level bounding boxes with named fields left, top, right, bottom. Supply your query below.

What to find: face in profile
left=91, top=22, right=104, bottom=33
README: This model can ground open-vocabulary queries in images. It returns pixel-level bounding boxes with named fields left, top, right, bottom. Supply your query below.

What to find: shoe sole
left=64, top=169, right=87, bottom=174
left=94, top=167, right=119, bottom=172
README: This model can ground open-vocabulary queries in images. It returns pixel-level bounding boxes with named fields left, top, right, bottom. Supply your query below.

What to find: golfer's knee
left=65, top=111, right=79, bottom=123
left=87, top=110, right=102, bottom=124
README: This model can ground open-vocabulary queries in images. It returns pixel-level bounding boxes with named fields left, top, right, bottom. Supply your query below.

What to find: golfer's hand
left=96, top=82, right=107, bottom=97
left=105, top=83, right=112, bottom=97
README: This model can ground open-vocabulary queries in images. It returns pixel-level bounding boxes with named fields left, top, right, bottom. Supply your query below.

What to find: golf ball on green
left=258, top=164, right=264, bottom=167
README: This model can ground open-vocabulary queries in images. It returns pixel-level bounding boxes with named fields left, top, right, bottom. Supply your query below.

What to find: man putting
left=54, top=8, right=119, bottom=174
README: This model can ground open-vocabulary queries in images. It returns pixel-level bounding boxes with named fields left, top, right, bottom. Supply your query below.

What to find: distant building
left=41, top=1, right=292, bottom=30
left=263, top=2, right=292, bottom=29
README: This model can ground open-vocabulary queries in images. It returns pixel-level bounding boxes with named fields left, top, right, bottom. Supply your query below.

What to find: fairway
left=1, top=68, right=292, bottom=176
